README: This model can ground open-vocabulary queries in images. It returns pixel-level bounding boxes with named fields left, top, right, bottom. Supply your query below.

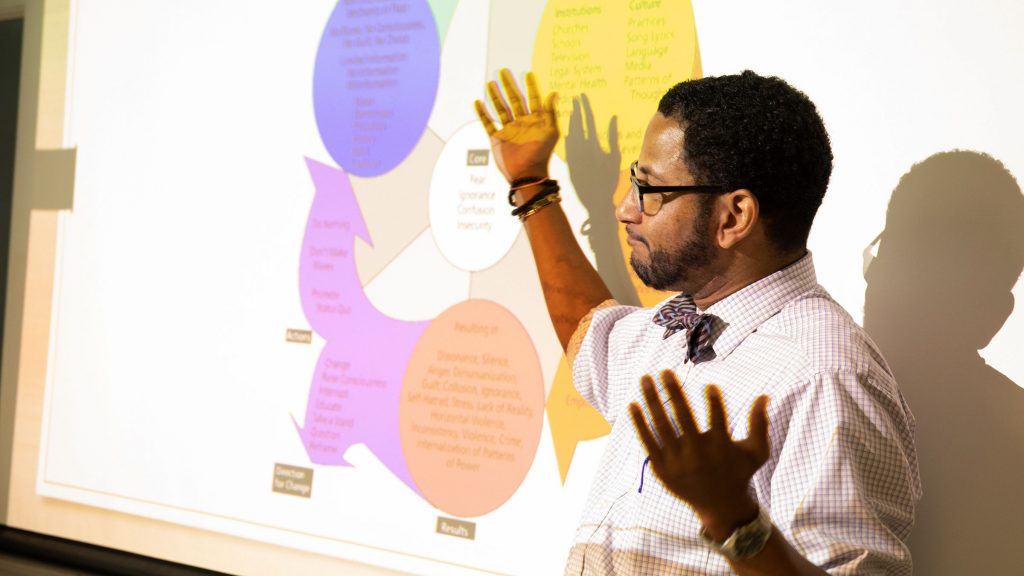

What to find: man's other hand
left=629, top=370, right=771, bottom=541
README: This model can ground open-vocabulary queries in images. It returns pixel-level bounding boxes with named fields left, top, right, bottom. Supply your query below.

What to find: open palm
left=474, top=69, right=559, bottom=182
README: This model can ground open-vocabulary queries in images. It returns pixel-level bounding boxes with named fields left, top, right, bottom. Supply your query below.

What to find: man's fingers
left=499, top=69, right=528, bottom=118
left=661, top=370, right=700, bottom=436
left=525, top=71, right=542, bottom=114
left=706, top=385, right=730, bottom=434
left=486, top=81, right=513, bottom=125
left=640, top=374, right=679, bottom=446
left=629, top=403, right=662, bottom=463
left=545, top=92, right=559, bottom=125
left=743, top=395, right=771, bottom=462
left=474, top=100, right=498, bottom=136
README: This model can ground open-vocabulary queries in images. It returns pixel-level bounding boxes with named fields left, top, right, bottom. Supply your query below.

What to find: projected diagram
left=290, top=0, right=703, bottom=523
left=31, top=0, right=705, bottom=574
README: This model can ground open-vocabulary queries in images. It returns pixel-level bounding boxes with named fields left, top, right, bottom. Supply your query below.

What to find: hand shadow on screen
left=863, top=150, right=1024, bottom=575
left=565, top=93, right=640, bottom=306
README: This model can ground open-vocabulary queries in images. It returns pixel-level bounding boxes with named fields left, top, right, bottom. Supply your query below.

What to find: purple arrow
left=294, top=157, right=428, bottom=493
left=299, top=157, right=373, bottom=340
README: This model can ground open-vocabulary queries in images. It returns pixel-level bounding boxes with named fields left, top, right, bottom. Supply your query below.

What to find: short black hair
left=658, top=70, right=833, bottom=252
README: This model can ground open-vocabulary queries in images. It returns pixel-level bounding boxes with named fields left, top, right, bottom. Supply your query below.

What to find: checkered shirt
left=566, top=254, right=921, bottom=575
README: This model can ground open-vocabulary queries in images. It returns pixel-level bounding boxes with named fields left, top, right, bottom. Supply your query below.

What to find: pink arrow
left=294, top=157, right=428, bottom=494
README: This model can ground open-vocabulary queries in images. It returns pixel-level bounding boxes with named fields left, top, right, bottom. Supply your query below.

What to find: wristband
left=517, top=193, right=561, bottom=222
left=510, top=181, right=560, bottom=217
left=508, top=178, right=555, bottom=206
left=700, top=506, right=773, bottom=561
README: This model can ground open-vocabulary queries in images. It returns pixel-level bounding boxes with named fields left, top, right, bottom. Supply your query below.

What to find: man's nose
left=616, top=187, right=642, bottom=224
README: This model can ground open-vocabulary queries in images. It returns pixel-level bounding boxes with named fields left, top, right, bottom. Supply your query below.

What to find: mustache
left=626, top=226, right=648, bottom=248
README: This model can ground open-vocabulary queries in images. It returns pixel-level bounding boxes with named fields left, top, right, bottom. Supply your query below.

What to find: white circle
left=428, top=121, right=523, bottom=271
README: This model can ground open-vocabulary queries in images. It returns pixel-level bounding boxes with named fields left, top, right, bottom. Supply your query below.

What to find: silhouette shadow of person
left=564, top=92, right=640, bottom=306
left=864, top=150, right=1024, bottom=575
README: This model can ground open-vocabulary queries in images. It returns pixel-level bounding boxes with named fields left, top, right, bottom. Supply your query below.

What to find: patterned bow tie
left=652, top=293, right=716, bottom=363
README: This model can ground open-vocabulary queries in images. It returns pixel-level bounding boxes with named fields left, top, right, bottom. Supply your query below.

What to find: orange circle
left=399, top=300, right=543, bottom=517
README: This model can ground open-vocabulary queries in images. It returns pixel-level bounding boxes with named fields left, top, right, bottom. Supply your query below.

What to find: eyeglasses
left=629, top=161, right=727, bottom=216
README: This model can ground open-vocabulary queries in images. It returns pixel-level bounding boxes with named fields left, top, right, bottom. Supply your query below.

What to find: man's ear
left=716, top=189, right=759, bottom=249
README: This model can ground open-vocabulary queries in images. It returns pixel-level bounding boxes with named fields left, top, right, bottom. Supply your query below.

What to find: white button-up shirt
left=566, top=254, right=921, bottom=575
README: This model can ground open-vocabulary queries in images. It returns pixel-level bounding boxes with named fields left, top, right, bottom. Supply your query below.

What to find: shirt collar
left=697, top=252, right=818, bottom=361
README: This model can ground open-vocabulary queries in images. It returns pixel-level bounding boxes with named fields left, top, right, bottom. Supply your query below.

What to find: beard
left=630, top=197, right=715, bottom=291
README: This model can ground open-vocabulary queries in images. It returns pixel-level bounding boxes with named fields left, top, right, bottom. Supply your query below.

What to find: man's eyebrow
left=636, top=163, right=665, bottom=183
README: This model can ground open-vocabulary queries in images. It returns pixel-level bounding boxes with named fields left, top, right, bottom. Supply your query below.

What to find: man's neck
left=691, top=249, right=806, bottom=310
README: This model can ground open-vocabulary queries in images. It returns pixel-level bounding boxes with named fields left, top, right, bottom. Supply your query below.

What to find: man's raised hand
left=473, top=69, right=559, bottom=182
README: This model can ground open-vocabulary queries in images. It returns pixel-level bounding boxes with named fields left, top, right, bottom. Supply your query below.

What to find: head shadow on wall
left=863, top=150, right=1024, bottom=575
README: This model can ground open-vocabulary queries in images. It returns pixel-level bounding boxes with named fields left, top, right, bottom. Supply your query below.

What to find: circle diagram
left=428, top=121, right=523, bottom=271
left=532, top=0, right=700, bottom=168
left=313, top=0, right=441, bottom=176
left=399, top=300, right=544, bottom=517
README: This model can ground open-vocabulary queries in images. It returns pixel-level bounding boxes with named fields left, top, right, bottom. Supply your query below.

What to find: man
left=475, top=69, right=920, bottom=575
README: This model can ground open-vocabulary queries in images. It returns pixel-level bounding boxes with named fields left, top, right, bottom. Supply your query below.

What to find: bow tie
left=652, top=293, right=716, bottom=363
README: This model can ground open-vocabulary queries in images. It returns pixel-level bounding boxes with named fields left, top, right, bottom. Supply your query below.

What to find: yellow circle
left=532, top=0, right=701, bottom=169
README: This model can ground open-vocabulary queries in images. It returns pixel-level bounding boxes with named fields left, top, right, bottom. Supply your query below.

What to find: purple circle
left=314, top=0, right=440, bottom=177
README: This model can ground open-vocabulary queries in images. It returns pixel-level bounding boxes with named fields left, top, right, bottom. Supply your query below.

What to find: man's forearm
left=517, top=186, right=613, bottom=351
left=701, top=503, right=827, bottom=576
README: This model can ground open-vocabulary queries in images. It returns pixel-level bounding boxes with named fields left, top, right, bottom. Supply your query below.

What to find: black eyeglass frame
left=629, top=161, right=728, bottom=215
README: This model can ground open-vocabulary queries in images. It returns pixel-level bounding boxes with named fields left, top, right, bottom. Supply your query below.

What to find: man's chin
left=629, top=255, right=661, bottom=291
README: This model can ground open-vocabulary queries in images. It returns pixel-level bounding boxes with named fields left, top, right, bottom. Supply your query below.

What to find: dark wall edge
left=0, top=526, right=231, bottom=576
